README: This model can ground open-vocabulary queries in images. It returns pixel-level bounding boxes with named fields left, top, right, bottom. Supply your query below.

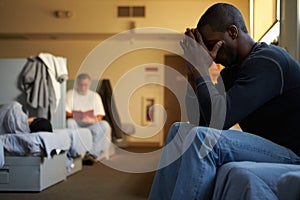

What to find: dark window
left=118, top=6, right=130, bottom=17
left=132, top=6, right=145, bottom=17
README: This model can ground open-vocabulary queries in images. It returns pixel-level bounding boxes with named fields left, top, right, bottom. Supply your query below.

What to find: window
left=117, top=6, right=145, bottom=17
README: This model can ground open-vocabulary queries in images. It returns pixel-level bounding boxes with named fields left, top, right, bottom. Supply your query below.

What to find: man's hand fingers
left=185, top=28, right=195, bottom=39
left=194, top=29, right=202, bottom=44
left=210, top=41, right=224, bottom=60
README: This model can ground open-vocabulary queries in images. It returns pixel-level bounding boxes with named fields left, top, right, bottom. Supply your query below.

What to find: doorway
left=163, top=55, right=189, bottom=142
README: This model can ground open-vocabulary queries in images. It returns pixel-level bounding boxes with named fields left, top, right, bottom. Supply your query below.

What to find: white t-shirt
left=65, top=89, right=105, bottom=116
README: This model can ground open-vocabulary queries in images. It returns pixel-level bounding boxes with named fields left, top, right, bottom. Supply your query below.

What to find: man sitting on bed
left=66, top=73, right=111, bottom=165
left=0, top=101, right=53, bottom=134
left=149, top=3, right=300, bottom=200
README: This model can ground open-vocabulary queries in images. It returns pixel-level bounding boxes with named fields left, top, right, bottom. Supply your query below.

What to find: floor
left=0, top=146, right=160, bottom=200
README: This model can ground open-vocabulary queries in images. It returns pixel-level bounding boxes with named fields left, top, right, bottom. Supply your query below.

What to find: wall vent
left=117, top=6, right=145, bottom=17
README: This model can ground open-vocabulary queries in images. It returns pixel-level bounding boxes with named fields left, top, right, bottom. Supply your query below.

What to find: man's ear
left=227, top=25, right=238, bottom=40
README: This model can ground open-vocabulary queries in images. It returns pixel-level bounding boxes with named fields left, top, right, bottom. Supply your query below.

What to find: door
left=163, top=55, right=189, bottom=142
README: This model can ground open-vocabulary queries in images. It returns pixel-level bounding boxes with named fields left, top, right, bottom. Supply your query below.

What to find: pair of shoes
left=82, top=154, right=96, bottom=165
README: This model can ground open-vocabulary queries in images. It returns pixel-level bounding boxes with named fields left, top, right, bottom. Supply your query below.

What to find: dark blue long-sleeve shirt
left=191, top=42, right=300, bottom=154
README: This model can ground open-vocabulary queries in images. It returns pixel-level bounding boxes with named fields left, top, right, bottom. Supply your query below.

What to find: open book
left=72, top=110, right=94, bottom=120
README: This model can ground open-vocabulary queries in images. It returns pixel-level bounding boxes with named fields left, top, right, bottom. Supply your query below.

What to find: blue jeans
left=149, top=122, right=300, bottom=200
left=213, top=161, right=300, bottom=200
left=67, top=118, right=111, bottom=159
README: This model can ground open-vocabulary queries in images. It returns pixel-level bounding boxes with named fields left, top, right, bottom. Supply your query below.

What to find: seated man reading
left=66, top=73, right=111, bottom=165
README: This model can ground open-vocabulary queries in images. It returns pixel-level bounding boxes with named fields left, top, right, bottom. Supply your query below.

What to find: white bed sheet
left=54, top=128, right=93, bottom=173
left=0, top=128, right=93, bottom=168
left=65, top=128, right=93, bottom=158
left=0, top=130, right=71, bottom=167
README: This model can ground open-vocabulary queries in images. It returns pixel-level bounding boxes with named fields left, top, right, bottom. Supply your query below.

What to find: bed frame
left=0, top=154, right=67, bottom=191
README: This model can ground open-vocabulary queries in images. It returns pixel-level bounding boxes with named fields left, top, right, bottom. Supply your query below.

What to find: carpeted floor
left=0, top=147, right=160, bottom=200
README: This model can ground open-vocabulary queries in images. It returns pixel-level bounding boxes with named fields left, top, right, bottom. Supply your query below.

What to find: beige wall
left=0, top=0, right=250, bottom=79
left=0, top=0, right=249, bottom=35
left=0, top=0, right=250, bottom=146
left=253, top=0, right=278, bottom=40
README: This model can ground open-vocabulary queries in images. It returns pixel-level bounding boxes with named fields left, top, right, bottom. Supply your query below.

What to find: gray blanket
left=0, top=101, right=30, bottom=134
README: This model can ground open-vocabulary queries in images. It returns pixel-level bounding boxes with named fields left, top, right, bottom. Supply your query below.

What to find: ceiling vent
left=117, top=6, right=145, bottom=17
